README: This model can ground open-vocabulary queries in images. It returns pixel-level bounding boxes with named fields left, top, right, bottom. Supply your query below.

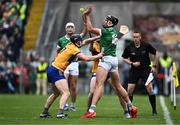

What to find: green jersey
left=100, top=27, right=117, bottom=57
left=57, top=35, right=70, bottom=51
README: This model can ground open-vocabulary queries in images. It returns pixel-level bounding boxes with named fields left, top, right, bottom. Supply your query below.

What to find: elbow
left=122, top=58, right=126, bottom=63
left=87, top=25, right=93, bottom=32
left=84, top=57, right=90, bottom=61
left=80, top=57, right=90, bottom=61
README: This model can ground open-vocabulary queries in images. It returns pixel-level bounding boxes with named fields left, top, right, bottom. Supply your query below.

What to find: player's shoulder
left=58, top=36, right=66, bottom=41
left=101, top=27, right=115, bottom=31
left=101, top=27, right=116, bottom=36
left=67, top=43, right=80, bottom=52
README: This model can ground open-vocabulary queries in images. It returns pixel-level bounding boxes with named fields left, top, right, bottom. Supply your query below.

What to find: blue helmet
left=70, top=34, right=82, bottom=47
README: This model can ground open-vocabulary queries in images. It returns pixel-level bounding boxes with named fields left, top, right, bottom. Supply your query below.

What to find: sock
left=87, top=93, right=93, bottom=112
left=127, top=100, right=132, bottom=109
left=129, top=95, right=133, bottom=102
left=43, top=107, right=48, bottom=113
left=71, top=103, right=75, bottom=107
left=88, top=105, right=96, bottom=112
left=148, top=94, right=156, bottom=113
left=124, top=110, right=129, bottom=114
left=57, top=108, right=64, bottom=114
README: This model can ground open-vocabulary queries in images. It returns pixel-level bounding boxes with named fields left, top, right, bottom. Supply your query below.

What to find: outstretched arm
left=83, top=7, right=100, bottom=35
left=77, top=52, right=103, bottom=61
left=80, top=21, right=87, bottom=38
left=81, top=35, right=100, bottom=46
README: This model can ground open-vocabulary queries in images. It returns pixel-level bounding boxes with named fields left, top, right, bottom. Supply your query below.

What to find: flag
left=145, top=72, right=154, bottom=86
left=173, top=62, right=179, bottom=87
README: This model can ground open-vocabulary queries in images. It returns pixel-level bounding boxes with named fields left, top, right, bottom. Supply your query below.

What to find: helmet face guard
left=70, top=34, right=83, bottom=48
left=105, top=15, right=119, bottom=26
left=75, top=40, right=82, bottom=47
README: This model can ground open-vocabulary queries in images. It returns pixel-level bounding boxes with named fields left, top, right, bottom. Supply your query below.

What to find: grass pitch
left=0, top=95, right=179, bottom=125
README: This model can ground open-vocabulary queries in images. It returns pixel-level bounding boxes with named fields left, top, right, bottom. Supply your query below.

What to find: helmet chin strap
left=73, top=42, right=81, bottom=48
left=102, top=24, right=114, bottom=28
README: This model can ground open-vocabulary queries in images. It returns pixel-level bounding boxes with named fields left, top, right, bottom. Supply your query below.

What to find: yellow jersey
left=52, top=43, right=80, bottom=72
left=89, top=41, right=100, bottom=73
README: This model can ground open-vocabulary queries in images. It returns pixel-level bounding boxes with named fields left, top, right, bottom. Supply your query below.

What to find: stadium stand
left=0, top=0, right=31, bottom=93
left=24, top=0, right=45, bottom=50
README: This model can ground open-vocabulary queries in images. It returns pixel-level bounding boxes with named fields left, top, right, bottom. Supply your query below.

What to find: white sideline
left=159, top=96, right=173, bottom=125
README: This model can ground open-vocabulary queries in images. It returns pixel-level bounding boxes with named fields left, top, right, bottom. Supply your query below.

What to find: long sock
left=129, top=95, right=133, bottom=102
left=148, top=94, right=156, bottom=113
left=87, top=94, right=93, bottom=112
left=127, top=100, right=133, bottom=110
left=43, top=107, right=48, bottom=113
left=71, top=103, right=75, bottom=107
left=88, top=105, right=96, bottom=112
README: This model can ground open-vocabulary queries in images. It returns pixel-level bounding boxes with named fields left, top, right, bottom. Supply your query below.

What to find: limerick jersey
left=57, top=36, right=70, bottom=51
left=100, top=27, right=117, bottom=57
left=57, top=35, right=79, bottom=75
left=52, top=43, right=80, bottom=72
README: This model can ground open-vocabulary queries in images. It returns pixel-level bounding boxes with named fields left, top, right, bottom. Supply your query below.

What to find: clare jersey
left=52, top=43, right=80, bottom=72
left=92, top=59, right=99, bottom=73
left=100, top=27, right=117, bottom=57
left=89, top=41, right=101, bottom=55
left=89, top=41, right=100, bottom=73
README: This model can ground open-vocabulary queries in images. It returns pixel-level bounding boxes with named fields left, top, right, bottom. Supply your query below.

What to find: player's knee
left=53, top=93, right=59, bottom=97
left=128, top=92, right=133, bottom=97
left=66, top=91, right=70, bottom=97
left=96, top=81, right=103, bottom=87
left=89, top=89, right=94, bottom=94
left=71, top=84, right=77, bottom=91
left=62, top=91, right=70, bottom=97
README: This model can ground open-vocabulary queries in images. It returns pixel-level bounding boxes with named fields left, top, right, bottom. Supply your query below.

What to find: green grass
left=0, top=95, right=179, bottom=124
left=165, top=97, right=180, bottom=125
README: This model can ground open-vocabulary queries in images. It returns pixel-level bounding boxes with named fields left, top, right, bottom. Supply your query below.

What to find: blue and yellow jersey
left=52, top=43, right=80, bottom=72
left=89, top=41, right=100, bottom=73
left=92, top=60, right=99, bottom=73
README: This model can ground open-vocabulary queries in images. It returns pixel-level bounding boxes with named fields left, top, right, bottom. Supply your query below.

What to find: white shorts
left=64, top=62, right=79, bottom=76
left=98, top=56, right=118, bottom=72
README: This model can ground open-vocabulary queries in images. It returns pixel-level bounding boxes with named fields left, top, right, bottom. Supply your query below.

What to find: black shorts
left=128, top=67, right=151, bottom=84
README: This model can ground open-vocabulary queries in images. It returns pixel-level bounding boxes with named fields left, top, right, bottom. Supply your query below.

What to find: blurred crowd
left=0, top=0, right=33, bottom=94
left=133, top=16, right=180, bottom=42
left=0, top=1, right=179, bottom=95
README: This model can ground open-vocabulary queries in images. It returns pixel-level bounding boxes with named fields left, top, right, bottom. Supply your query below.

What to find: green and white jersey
left=57, top=35, right=70, bottom=51
left=100, top=27, right=117, bottom=57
